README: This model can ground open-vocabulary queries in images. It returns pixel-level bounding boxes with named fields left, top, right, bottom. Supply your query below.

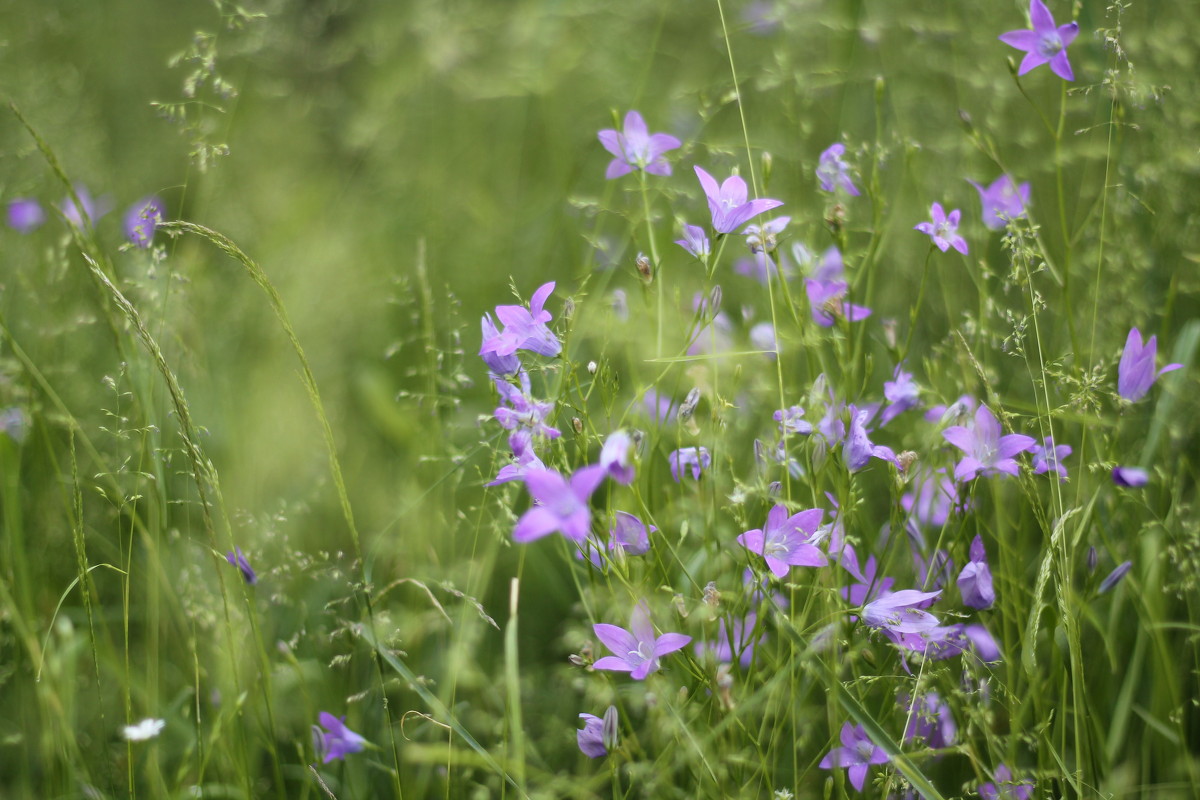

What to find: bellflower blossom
left=576, top=706, right=618, bottom=758
left=844, top=405, right=897, bottom=472
left=804, top=246, right=871, bottom=327
left=486, top=436, right=545, bottom=486
left=313, top=712, right=367, bottom=763
left=816, top=143, right=860, bottom=196
left=819, top=723, right=890, bottom=791
left=694, top=612, right=764, bottom=668
left=669, top=446, right=711, bottom=481
left=592, top=601, right=691, bottom=680
left=902, top=470, right=960, bottom=528
left=737, top=505, right=827, bottom=579
left=862, top=589, right=943, bottom=635
left=942, top=404, right=1035, bottom=481
left=914, top=203, right=968, bottom=254
left=493, top=371, right=560, bottom=451
left=879, top=366, right=920, bottom=426
left=124, top=196, right=164, bottom=248
left=598, top=111, right=681, bottom=179
left=7, top=198, right=45, bottom=232
left=978, top=764, right=1035, bottom=800
left=1112, top=466, right=1149, bottom=487
left=969, top=176, right=1031, bottom=230
left=1117, top=327, right=1182, bottom=401
left=512, top=465, right=606, bottom=543
left=999, top=0, right=1080, bottom=82
left=839, top=544, right=894, bottom=606
left=693, top=166, right=784, bottom=234
left=480, top=282, right=561, bottom=359
left=903, top=693, right=957, bottom=749
left=600, top=430, right=636, bottom=484
left=774, top=406, right=813, bottom=436
left=225, top=547, right=258, bottom=585
left=59, top=184, right=111, bottom=229
left=675, top=224, right=710, bottom=260
left=1030, top=435, right=1071, bottom=481
left=577, top=511, right=655, bottom=568
left=744, top=216, right=790, bottom=254
left=480, top=313, right=521, bottom=375
left=957, top=535, right=994, bottom=609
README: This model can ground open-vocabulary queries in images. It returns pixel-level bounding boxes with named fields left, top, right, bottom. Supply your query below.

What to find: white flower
left=123, top=718, right=165, bottom=741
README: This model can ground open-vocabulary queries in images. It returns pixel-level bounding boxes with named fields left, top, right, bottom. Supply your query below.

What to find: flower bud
left=761, top=151, right=773, bottom=188
left=587, top=360, right=598, bottom=375
left=708, top=285, right=723, bottom=316
left=635, top=252, right=653, bottom=283
left=679, top=387, right=701, bottom=421
left=601, top=705, right=619, bottom=752
left=572, top=417, right=584, bottom=435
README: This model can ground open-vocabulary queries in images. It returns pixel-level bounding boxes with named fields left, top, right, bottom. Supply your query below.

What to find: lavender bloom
left=914, top=202, right=968, bottom=254
left=888, top=622, right=1002, bottom=662
left=750, top=322, right=777, bottom=356
left=924, top=394, right=977, bottom=425
left=675, top=224, right=711, bottom=260
left=942, top=404, right=1036, bottom=481
left=592, top=601, right=691, bottom=680
left=7, top=198, right=45, bottom=233
left=734, top=251, right=789, bottom=284
left=312, top=712, right=367, bottom=763
left=480, top=282, right=561, bottom=360
left=669, top=446, right=711, bottom=481
left=480, top=313, right=521, bottom=375
left=880, top=366, right=920, bottom=426
left=576, top=706, right=618, bottom=758
left=493, top=371, right=560, bottom=447
left=804, top=246, right=871, bottom=327
left=225, top=547, right=257, bottom=585
left=999, top=0, right=1080, bottom=81
left=694, top=612, right=764, bottom=668
left=600, top=430, right=636, bottom=484
left=1030, top=436, right=1071, bottom=481
left=969, top=176, right=1031, bottom=230
left=598, top=111, right=681, bottom=179
left=843, top=405, right=898, bottom=472
left=1112, top=466, right=1149, bottom=487
left=124, top=196, right=164, bottom=248
left=1118, top=327, right=1182, bottom=401
left=1099, top=560, right=1133, bottom=593
left=59, top=184, right=110, bottom=229
left=903, top=693, right=957, bottom=749
left=0, top=407, right=30, bottom=443
left=862, top=589, right=943, bottom=635
left=737, top=505, right=827, bottom=579
left=816, top=143, right=860, bottom=196
left=486, top=436, right=545, bottom=486
left=902, top=470, right=959, bottom=528
left=978, top=764, right=1035, bottom=800
left=744, top=216, right=790, bottom=254
left=512, top=465, right=606, bottom=543
left=839, top=545, right=894, bottom=606
left=642, top=389, right=676, bottom=424
left=819, top=723, right=890, bottom=792
left=577, top=511, right=655, bottom=567
left=957, top=535, right=994, bottom=609
left=694, top=166, right=784, bottom=234
left=774, top=406, right=813, bottom=436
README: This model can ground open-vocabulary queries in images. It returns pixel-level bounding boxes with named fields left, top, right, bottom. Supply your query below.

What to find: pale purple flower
left=7, top=198, right=45, bottom=233
left=124, top=196, right=164, bottom=248
left=669, top=446, right=711, bottom=481
left=838, top=544, right=894, bottom=606
left=480, top=313, right=521, bottom=375
left=675, top=224, right=711, bottom=260
left=737, top=505, right=827, bottom=579
left=0, top=407, right=30, bottom=443
left=577, top=511, right=655, bottom=567
left=914, top=202, right=968, bottom=254
left=880, top=366, right=920, bottom=426
left=693, top=166, right=784, bottom=234
left=749, top=321, right=777, bottom=356
left=978, top=764, right=1034, bottom=800
left=816, top=143, right=860, bottom=196
left=598, top=111, right=681, bottom=179
left=901, top=470, right=960, bottom=528
left=734, top=251, right=789, bottom=284
left=1112, top=466, right=1149, bottom=487
left=804, top=246, right=871, bottom=327
left=1118, top=327, right=1182, bottom=401
left=312, top=712, right=367, bottom=763
left=956, top=535, right=994, bottom=609
left=744, top=216, right=790, bottom=254
left=694, top=612, right=764, bottom=668
left=59, top=184, right=110, bottom=229
left=924, top=394, right=977, bottom=425
left=999, top=0, right=1080, bottom=81
left=968, top=176, right=1031, bottom=230
left=942, top=405, right=1036, bottom=481
left=512, top=465, right=606, bottom=543
left=774, top=406, right=813, bottom=436
left=844, top=405, right=897, bottom=472
left=592, top=601, right=691, bottom=680
left=486, top=436, right=545, bottom=486
left=903, top=693, right=957, bottom=749
left=225, top=547, right=257, bottom=585
left=480, top=282, right=561, bottom=359
left=819, top=723, right=890, bottom=791
left=643, top=389, right=676, bottom=424
left=493, top=371, right=559, bottom=447
left=862, top=589, right=943, bottom=635
left=888, top=622, right=1002, bottom=662
left=600, top=430, right=636, bottom=484
left=1099, top=560, right=1133, bottom=593
left=1030, top=435, right=1071, bottom=481
left=576, top=706, right=618, bottom=758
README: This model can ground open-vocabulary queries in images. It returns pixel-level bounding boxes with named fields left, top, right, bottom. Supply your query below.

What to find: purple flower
left=576, top=706, right=618, bottom=758
left=924, top=394, right=977, bottom=425
left=694, top=612, right=764, bottom=668
left=804, top=246, right=871, bottom=327
left=839, top=544, right=894, bottom=606
left=693, top=166, right=784, bottom=234
left=592, top=601, right=691, bottom=680
left=7, top=198, right=45, bottom=233
left=816, top=143, right=860, bottom=196
left=493, top=370, right=560, bottom=448
left=819, top=723, right=890, bottom=791
left=914, top=202, right=968, bottom=254
left=903, top=693, right=957, bottom=749
left=225, top=547, right=257, bottom=585
left=774, top=406, right=813, bottom=436
left=1030, top=435, right=1071, bottom=481
left=1112, top=466, right=1149, bottom=487
left=737, top=505, right=827, bottom=579
left=1099, top=560, right=1133, bottom=593
left=942, top=404, right=1036, bottom=482
left=744, top=216, right=790, bottom=254
left=734, top=251, right=790, bottom=284
left=880, top=366, right=920, bottom=426
left=862, top=589, right=943, bottom=635
left=59, top=184, right=111, bottom=230
left=956, top=535, right=994, bottom=609
left=598, top=111, right=681, bottom=179
left=512, top=465, right=606, bottom=543
left=480, top=313, right=522, bottom=375
left=843, top=405, right=897, bottom=472
left=1118, top=327, right=1182, bottom=401
left=675, top=223, right=711, bottom=260
left=480, top=282, right=561, bottom=360
left=902, top=470, right=960, bottom=528
left=999, top=0, right=1080, bottom=82
left=0, top=407, right=30, bottom=443
left=486, top=436, right=545, bottom=486
left=600, top=430, right=636, bottom=484
left=968, top=176, right=1031, bottom=230
left=668, top=446, right=711, bottom=481
left=642, top=389, right=676, bottom=424
left=312, top=712, right=367, bottom=764
left=749, top=322, right=777, bottom=356
left=577, top=511, right=655, bottom=567
left=124, top=196, right=164, bottom=248
left=978, top=764, right=1034, bottom=800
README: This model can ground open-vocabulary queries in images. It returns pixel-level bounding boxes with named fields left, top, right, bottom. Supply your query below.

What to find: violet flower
left=312, top=712, right=367, bottom=763
left=693, top=166, right=784, bottom=234
left=668, top=446, right=711, bottom=481
left=675, top=223, right=711, bottom=260
left=734, top=251, right=789, bottom=284
left=694, top=612, right=764, bottom=668
left=480, top=313, right=521, bottom=376
left=598, top=111, right=681, bottom=179
left=485, top=436, right=545, bottom=486
left=774, top=406, right=812, bottom=436
left=1030, top=435, right=1071, bottom=481
left=804, top=246, right=871, bottom=327
left=512, top=465, right=606, bottom=543
left=924, top=394, right=977, bottom=425
left=480, top=282, right=561, bottom=360
left=902, top=470, right=960, bottom=528
left=744, top=216, right=790, bottom=254
left=978, top=764, right=1034, bottom=800
left=880, top=365, right=920, bottom=426
left=816, top=143, right=860, bottom=196
left=737, top=505, right=827, bottom=579
left=592, top=601, right=691, bottom=680
left=750, top=321, right=777, bottom=356
left=819, top=722, right=890, bottom=792
left=843, top=405, right=897, bottom=472
left=600, top=430, right=636, bottom=484
left=942, top=404, right=1035, bottom=481
left=577, top=511, right=654, bottom=567
left=999, top=0, right=1080, bottom=82
left=225, top=547, right=257, bottom=585
left=1099, top=560, right=1133, bottom=593
left=576, top=706, right=618, bottom=758
left=1112, top=466, right=1149, bottom=487
left=124, top=196, right=164, bottom=248
left=903, top=693, right=957, bottom=749
left=838, top=544, right=894, bottom=606
left=493, top=371, right=560, bottom=448
left=1118, top=327, right=1182, bottom=401
left=59, top=184, right=111, bottom=229
left=7, top=198, right=45, bottom=233
left=861, top=589, right=943, bottom=635
left=969, top=176, right=1031, bottom=230
left=914, top=202, right=968, bottom=254
left=956, top=535, right=994, bottom=609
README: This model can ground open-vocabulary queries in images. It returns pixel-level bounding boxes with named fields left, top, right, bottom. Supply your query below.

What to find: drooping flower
left=861, top=589, right=943, bottom=635
left=600, top=430, right=636, bottom=484
left=225, top=547, right=258, bottom=585
left=675, top=223, right=711, bottom=260
left=592, top=601, right=691, bottom=680
left=694, top=166, right=784, bottom=234
left=512, top=465, right=606, bottom=543
left=804, top=246, right=871, bottom=327
left=480, top=282, right=562, bottom=360
left=1029, top=435, right=1071, bottom=481
left=577, top=511, right=655, bottom=567
left=493, top=370, right=560, bottom=450
left=914, top=203, right=968, bottom=254
left=774, top=406, right=813, bottom=436
left=968, top=176, right=1031, bottom=230
left=880, top=366, right=921, bottom=426
left=480, top=313, right=522, bottom=375
left=737, top=505, right=827, bottom=579
left=1117, top=327, right=1182, bottom=401
left=978, top=764, right=1035, bottom=800
left=694, top=612, right=765, bottom=668
left=576, top=706, right=619, bottom=758
left=485, top=435, right=546, bottom=486
left=942, top=404, right=1036, bottom=481
left=124, top=196, right=164, bottom=248
left=312, top=712, right=367, bottom=764
left=816, top=143, right=860, bottom=196
left=669, top=446, right=711, bottom=481
left=819, top=722, right=890, bottom=791
left=843, top=405, right=898, bottom=472
left=956, top=535, right=994, bottom=609
left=744, top=216, right=790, bottom=254
left=903, top=693, right=957, bottom=749
left=598, top=111, right=681, bottom=179
left=902, top=470, right=961, bottom=528
left=1098, top=560, right=1133, bottom=593
left=7, top=198, right=45, bottom=233
left=838, top=544, right=894, bottom=606
left=1112, top=466, right=1149, bottom=487
left=122, top=718, right=166, bottom=741
left=999, top=0, right=1080, bottom=82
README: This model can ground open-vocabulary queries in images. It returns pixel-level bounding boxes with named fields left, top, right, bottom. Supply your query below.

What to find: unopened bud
left=761, top=151, right=773, bottom=188
left=679, top=387, right=701, bottom=421
left=896, top=450, right=919, bottom=473
left=601, top=705, right=619, bottom=751
left=882, top=318, right=899, bottom=350
left=1086, top=546, right=1098, bottom=574
left=562, top=296, right=576, bottom=320
left=703, top=581, right=720, bottom=611
left=587, top=360, right=598, bottom=375
left=825, top=203, right=846, bottom=235
left=672, top=593, right=689, bottom=618
left=708, top=285, right=723, bottom=316
left=768, top=480, right=782, bottom=496
left=572, top=417, right=584, bottom=435
left=635, top=252, right=653, bottom=282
